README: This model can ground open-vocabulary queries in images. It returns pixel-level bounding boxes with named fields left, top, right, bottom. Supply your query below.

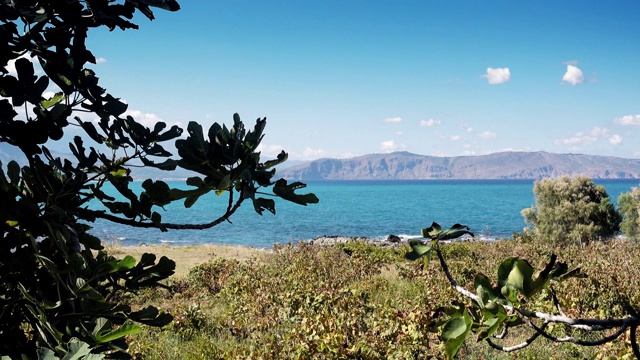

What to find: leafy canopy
left=0, top=1, right=317, bottom=358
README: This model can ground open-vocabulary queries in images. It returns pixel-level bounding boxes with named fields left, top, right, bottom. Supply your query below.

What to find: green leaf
left=404, top=239, right=432, bottom=264
left=41, top=92, right=65, bottom=109
left=104, top=99, right=128, bottom=116
left=36, top=348, right=59, bottom=360
left=421, top=222, right=473, bottom=241
left=95, top=323, right=140, bottom=343
left=441, top=309, right=472, bottom=360
left=62, top=338, right=92, bottom=360
left=272, top=179, right=319, bottom=206
left=421, top=222, right=442, bottom=239
left=129, top=307, right=173, bottom=326
left=252, top=197, right=276, bottom=215
left=7, top=160, right=20, bottom=185
left=438, top=223, right=474, bottom=240
left=478, top=301, right=507, bottom=341
left=474, top=274, right=499, bottom=308
left=262, top=150, right=288, bottom=169
left=27, top=75, right=49, bottom=103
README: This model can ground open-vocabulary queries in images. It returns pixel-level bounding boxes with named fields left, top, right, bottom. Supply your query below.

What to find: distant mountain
left=278, top=151, right=640, bottom=180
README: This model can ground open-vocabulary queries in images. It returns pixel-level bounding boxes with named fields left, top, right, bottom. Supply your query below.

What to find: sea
left=87, top=179, right=640, bottom=248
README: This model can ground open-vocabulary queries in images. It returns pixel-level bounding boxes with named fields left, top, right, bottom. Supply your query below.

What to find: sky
left=60, top=1, right=640, bottom=160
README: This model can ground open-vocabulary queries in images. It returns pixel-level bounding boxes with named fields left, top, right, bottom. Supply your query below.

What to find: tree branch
left=485, top=322, right=547, bottom=352
left=434, top=243, right=478, bottom=302
left=631, top=325, right=640, bottom=359
left=79, top=193, right=245, bottom=230
left=434, top=240, right=640, bottom=357
left=526, top=317, right=629, bottom=346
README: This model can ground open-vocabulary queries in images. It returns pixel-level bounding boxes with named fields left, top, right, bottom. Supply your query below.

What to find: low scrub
left=127, top=239, right=640, bottom=359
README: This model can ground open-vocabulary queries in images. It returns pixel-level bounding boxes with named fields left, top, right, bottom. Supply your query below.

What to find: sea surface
left=87, top=179, right=640, bottom=248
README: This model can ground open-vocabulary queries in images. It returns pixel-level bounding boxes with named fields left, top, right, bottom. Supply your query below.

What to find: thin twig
left=434, top=243, right=478, bottom=302
left=550, top=286, right=566, bottom=317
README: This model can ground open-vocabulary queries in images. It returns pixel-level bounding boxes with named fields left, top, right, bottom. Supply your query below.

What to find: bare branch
left=515, top=308, right=633, bottom=330
left=434, top=243, right=478, bottom=302
left=485, top=322, right=547, bottom=352
left=526, top=318, right=629, bottom=346
left=80, top=193, right=245, bottom=230
left=494, top=324, right=509, bottom=339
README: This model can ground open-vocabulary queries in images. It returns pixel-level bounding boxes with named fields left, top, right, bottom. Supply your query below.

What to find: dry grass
left=108, top=244, right=272, bottom=278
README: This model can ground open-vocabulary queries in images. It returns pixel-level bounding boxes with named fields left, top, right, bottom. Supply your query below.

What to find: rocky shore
left=307, top=234, right=405, bottom=248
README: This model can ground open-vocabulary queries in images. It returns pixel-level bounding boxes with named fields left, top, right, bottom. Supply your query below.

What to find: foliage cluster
left=0, top=1, right=316, bottom=358
left=522, top=175, right=621, bottom=245
left=126, top=237, right=640, bottom=359
left=618, top=186, right=640, bottom=239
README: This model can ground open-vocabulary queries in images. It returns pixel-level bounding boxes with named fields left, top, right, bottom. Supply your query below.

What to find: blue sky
left=79, top=0, right=640, bottom=161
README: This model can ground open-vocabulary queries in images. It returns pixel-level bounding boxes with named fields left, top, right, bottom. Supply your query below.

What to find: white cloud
left=383, top=117, right=402, bottom=123
left=609, top=134, right=623, bottom=145
left=124, top=110, right=182, bottom=129
left=395, top=131, right=403, bottom=136
left=590, top=127, right=609, bottom=137
left=555, top=132, right=597, bottom=145
left=303, top=147, right=326, bottom=159
left=482, top=67, right=511, bottom=84
left=562, top=65, right=584, bottom=85
left=95, top=57, right=107, bottom=64
left=7, top=54, right=40, bottom=75
left=478, top=131, right=497, bottom=139
left=461, top=150, right=477, bottom=156
left=458, top=123, right=474, bottom=133
left=450, top=135, right=461, bottom=141
left=614, top=114, right=640, bottom=126
left=420, top=119, right=441, bottom=127
left=380, top=140, right=406, bottom=152
left=256, top=144, right=287, bottom=158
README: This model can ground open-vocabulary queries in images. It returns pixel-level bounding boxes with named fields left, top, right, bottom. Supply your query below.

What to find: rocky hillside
left=278, top=151, right=640, bottom=180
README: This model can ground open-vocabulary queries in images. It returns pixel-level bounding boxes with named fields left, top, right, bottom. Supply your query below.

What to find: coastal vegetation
left=122, top=235, right=640, bottom=359
left=0, top=1, right=316, bottom=358
left=522, top=175, right=621, bottom=245
left=3, top=1, right=640, bottom=359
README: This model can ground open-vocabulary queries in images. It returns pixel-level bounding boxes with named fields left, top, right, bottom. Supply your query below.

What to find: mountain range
left=3, top=143, right=639, bottom=181
left=277, top=151, right=640, bottom=180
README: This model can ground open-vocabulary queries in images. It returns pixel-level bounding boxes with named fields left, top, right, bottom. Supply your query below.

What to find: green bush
left=618, top=186, right=640, bottom=239
left=521, top=175, right=620, bottom=245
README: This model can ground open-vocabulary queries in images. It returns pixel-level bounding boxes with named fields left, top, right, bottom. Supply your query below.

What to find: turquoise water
left=87, top=179, right=640, bottom=248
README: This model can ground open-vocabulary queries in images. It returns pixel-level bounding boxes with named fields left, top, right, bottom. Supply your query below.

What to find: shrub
left=521, top=175, right=620, bottom=245
left=618, top=185, right=640, bottom=239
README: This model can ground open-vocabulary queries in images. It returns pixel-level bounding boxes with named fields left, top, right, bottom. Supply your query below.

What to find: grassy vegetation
left=121, top=239, right=640, bottom=359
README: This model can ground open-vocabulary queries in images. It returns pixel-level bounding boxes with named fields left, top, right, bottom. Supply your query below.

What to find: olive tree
left=618, top=186, right=640, bottom=239
left=521, top=175, right=620, bottom=245
left=0, top=1, right=317, bottom=358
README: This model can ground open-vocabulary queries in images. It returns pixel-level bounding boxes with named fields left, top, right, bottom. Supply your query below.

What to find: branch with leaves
left=1, top=1, right=317, bottom=358
left=405, top=223, right=640, bottom=359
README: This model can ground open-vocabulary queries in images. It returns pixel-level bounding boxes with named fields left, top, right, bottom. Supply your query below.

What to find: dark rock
left=387, top=234, right=401, bottom=243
